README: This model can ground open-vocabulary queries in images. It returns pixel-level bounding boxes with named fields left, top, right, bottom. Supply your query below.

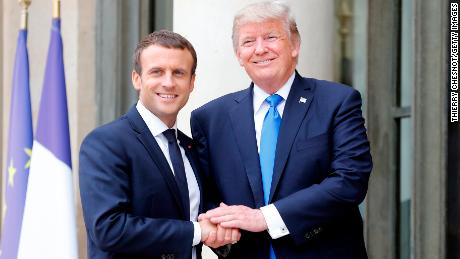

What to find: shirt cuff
left=260, top=204, right=290, bottom=239
left=192, top=221, right=202, bottom=246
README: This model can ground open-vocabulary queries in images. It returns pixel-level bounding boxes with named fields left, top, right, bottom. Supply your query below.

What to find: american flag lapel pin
left=299, top=97, right=307, bottom=103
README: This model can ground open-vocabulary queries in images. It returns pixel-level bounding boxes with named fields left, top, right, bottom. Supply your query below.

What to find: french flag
left=17, top=18, right=78, bottom=259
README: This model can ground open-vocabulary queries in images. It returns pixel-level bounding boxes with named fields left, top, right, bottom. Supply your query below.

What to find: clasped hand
left=198, top=203, right=268, bottom=248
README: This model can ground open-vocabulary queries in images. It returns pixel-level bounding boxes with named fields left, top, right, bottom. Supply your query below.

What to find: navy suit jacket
left=191, top=72, right=372, bottom=259
left=80, top=106, right=203, bottom=259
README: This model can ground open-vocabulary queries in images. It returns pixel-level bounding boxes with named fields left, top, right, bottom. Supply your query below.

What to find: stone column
left=366, top=0, right=400, bottom=258
left=412, top=1, right=448, bottom=258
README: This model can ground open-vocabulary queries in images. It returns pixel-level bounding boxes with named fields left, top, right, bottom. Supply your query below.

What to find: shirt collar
left=253, top=72, right=295, bottom=113
left=136, top=100, right=177, bottom=138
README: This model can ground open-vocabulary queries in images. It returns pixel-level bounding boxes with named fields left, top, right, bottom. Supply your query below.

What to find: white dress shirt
left=253, top=72, right=295, bottom=239
left=136, top=101, right=201, bottom=259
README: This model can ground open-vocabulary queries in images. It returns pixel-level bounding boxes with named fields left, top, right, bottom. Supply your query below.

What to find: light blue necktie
left=259, top=94, right=283, bottom=259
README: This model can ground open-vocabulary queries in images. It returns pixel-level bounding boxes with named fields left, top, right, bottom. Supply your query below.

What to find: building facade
left=0, top=0, right=453, bottom=258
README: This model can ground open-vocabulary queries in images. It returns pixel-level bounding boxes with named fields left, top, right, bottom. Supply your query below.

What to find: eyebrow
left=146, top=67, right=162, bottom=73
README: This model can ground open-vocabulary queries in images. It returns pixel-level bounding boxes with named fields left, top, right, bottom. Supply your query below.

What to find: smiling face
left=132, top=44, right=195, bottom=127
left=235, top=19, right=300, bottom=94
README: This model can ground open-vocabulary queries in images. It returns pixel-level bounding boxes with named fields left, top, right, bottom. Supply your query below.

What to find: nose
left=162, top=73, right=174, bottom=88
left=254, top=38, right=266, bottom=55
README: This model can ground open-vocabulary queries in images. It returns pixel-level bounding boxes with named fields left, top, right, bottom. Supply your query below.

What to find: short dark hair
left=132, top=30, right=197, bottom=75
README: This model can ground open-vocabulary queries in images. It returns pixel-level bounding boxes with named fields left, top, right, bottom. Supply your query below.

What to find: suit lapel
left=269, top=73, right=315, bottom=203
left=125, top=106, right=187, bottom=218
left=177, top=131, right=204, bottom=213
left=228, top=87, right=265, bottom=208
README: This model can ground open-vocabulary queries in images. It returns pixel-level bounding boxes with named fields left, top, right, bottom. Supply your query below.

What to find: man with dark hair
left=193, top=1, right=372, bottom=258
left=79, top=30, right=238, bottom=259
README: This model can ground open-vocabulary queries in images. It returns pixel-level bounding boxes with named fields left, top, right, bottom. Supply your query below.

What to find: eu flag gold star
left=8, top=159, right=17, bottom=187
left=24, top=148, right=32, bottom=169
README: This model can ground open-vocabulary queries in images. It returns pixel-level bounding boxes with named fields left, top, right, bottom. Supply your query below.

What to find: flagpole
left=52, top=0, right=60, bottom=19
left=19, top=0, right=31, bottom=30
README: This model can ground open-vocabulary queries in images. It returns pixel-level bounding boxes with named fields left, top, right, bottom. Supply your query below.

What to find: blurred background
left=0, top=0, right=454, bottom=258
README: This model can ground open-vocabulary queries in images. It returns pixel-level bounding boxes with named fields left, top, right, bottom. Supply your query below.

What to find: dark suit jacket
left=190, top=72, right=372, bottom=259
left=80, top=106, right=203, bottom=259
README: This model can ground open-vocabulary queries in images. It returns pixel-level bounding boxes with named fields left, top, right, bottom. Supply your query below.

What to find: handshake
left=197, top=203, right=269, bottom=248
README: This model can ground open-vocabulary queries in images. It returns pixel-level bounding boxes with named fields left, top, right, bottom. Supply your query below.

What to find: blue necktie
left=259, top=94, right=283, bottom=259
left=163, top=129, right=190, bottom=219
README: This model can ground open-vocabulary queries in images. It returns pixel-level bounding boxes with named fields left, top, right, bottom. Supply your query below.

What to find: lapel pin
left=299, top=97, right=307, bottom=103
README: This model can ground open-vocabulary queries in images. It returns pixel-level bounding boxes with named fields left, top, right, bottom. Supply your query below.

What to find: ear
left=235, top=49, right=245, bottom=66
left=132, top=70, right=141, bottom=91
left=189, top=74, right=196, bottom=92
left=291, top=35, right=301, bottom=58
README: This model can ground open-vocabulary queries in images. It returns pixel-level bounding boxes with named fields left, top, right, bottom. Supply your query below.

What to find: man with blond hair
left=193, top=1, right=372, bottom=258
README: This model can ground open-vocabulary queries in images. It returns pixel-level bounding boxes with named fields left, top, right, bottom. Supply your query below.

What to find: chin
left=254, top=73, right=275, bottom=83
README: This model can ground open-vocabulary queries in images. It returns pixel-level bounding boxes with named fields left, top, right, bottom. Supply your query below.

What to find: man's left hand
left=199, top=203, right=268, bottom=232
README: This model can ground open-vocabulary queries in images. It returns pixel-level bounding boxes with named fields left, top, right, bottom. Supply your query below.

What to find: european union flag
left=0, top=29, right=33, bottom=259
